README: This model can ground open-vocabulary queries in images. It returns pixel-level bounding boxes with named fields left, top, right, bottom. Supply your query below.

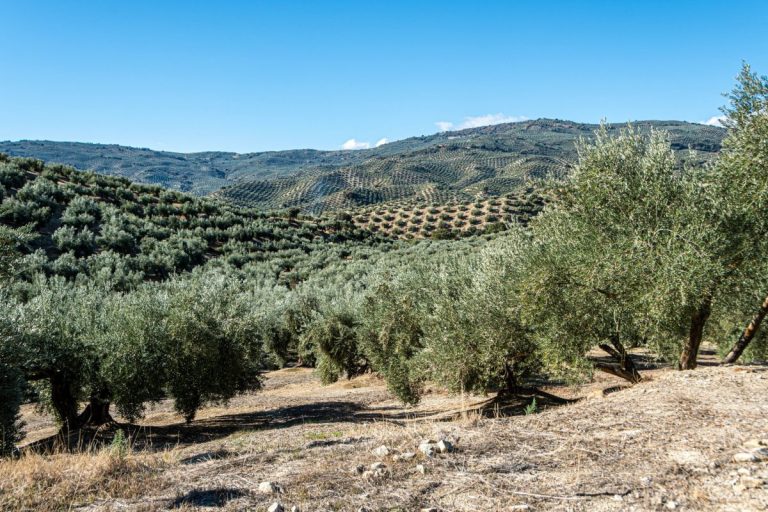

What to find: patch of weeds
left=304, top=430, right=344, bottom=441
left=524, top=397, right=538, bottom=415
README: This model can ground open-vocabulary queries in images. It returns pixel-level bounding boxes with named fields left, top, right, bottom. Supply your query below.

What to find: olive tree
left=0, top=226, right=34, bottom=454
left=521, top=125, right=716, bottom=376
left=357, top=268, right=426, bottom=404
left=707, top=65, right=768, bottom=363
left=411, top=234, right=538, bottom=395
left=161, top=273, right=264, bottom=422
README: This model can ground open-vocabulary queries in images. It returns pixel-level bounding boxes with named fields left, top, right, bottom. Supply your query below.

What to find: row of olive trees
left=0, top=269, right=296, bottom=448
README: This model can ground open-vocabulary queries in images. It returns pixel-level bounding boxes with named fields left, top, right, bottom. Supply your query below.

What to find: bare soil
left=5, top=360, right=768, bottom=511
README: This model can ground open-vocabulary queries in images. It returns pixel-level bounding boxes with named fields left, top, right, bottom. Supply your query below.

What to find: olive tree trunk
left=77, top=393, right=114, bottom=426
left=50, top=372, right=80, bottom=431
left=678, top=297, right=712, bottom=370
left=723, top=294, right=768, bottom=364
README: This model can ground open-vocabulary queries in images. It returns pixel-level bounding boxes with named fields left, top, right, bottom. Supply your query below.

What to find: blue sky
left=1, top=1, right=766, bottom=153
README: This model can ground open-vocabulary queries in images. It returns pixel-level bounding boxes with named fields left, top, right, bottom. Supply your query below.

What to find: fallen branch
left=595, top=336, right=642, bottom=383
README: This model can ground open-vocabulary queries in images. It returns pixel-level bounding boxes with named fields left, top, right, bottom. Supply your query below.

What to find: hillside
left=349, top=190, right=544, bottom=240
left=1, top=120, right=725, bottom=213
left=0, top=154, right=388, bottom=286
left=216, top=120, right=724, bottom=213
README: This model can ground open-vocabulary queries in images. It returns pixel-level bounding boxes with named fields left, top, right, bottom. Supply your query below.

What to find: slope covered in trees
left=0, top=153, right=499, bottom=448
left=0, top=120, right=724, bottom=212
left=0, top=156, right=390, bottom=286
left=211, top=120, right=725, bottom=213
left=348, top=190, right=545, bottom=240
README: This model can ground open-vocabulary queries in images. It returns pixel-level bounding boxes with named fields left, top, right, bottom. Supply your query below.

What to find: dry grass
left=0, top=447, right=172, bottom=511
left=6, top=364, right=768, bottom=511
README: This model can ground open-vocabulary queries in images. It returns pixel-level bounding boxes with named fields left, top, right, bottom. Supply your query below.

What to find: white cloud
left=703, top=115, right=726, bottom=127
left=341, top=137, right=392, bottom=150
left=459, top=113, right=528, bottom=129
left=436, top=113, right=528, bottom=132
left=341, top=138, right=371, bottom=150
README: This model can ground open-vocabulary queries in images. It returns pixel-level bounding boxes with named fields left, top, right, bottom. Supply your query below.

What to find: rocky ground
left=3, top=361, right=768, bottom=511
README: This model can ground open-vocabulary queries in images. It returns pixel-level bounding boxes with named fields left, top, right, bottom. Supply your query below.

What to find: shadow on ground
left=24, top=385, right=579, bottom=454
left=170, top=488, right=247, bottom=508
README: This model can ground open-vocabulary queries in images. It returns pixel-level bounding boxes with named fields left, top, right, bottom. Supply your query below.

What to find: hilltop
left=0, top=120, right=724, bottom=213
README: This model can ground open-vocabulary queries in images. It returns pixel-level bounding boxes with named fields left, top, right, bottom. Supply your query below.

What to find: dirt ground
left=4, top=357, right=768, bottom=511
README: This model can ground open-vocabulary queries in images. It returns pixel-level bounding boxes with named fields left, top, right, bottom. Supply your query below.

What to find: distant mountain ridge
left=0, top=119, right=725, bottom=212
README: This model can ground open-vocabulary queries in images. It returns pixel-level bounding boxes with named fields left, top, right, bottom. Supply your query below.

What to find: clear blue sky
left=1, top=1, right=766, bottom=153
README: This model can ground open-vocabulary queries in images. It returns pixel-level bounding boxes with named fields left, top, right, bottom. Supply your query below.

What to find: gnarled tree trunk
left=50, top=372, right=80, bottom=431
left=723, top=294, right=768, bottom=364
left=503, top=361, right=520, bottom=394
left=77, top=393, right=114, bottom=426
left=679, top=297, right=712, bottom=370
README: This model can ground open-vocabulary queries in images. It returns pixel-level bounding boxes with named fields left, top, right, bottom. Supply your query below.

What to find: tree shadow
left=170, top=488, right=247, bottom=508
left=24, top=388, right=577, bottom=453
left=26, top=399, right=370, bottom=453
left=475, top=387, right=575, bottom=419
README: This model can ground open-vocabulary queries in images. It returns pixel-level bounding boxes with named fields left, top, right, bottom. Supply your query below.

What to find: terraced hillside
left=350, top=191, right=544, bottom=239
left=1, top=120, right=724, bottom=211
left=214, top=119, right=725, bottom=213
left=0, top=154, right=387, bottom=286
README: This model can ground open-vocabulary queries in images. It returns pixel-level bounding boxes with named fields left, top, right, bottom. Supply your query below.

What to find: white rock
left=372, top=445, right=391, bottom=457
left=259, top=481, right=284, bottom=494
left=734, top=452, right=758, bottom=463
left=416, top=464, right=426, bottom=474
left=394, top=451, right=416, bottom=462
left=436, top=440, right=454, bottom=453
left=363, top=462, right=389, bottom=481
left=419, top=441, right=436, bottom=457
left=668, top=450, right=705, bottom=466
left=665, top=500, right=678, bottom=510
left=291, top=507, right=300, bottom=512
left=420, top=508, right=439, bottom=512
left=268, top=503, right=284, bottom=512
left=743, top=439, right=768, bottom=449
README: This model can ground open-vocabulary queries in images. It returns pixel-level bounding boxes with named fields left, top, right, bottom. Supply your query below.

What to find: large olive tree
left=521, top=125, right=716, bottom=374
left=707, top=65, right=768, bottom=363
